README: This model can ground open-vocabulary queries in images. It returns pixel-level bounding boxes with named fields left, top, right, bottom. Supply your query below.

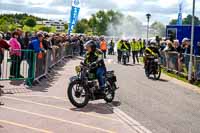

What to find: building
left=36, top=20, right=66, bottom=32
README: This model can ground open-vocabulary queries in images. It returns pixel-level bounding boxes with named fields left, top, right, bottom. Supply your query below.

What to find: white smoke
left=106, top=15, right=146, bottom=39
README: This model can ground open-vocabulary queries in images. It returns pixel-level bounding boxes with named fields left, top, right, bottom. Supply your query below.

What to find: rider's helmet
left=84, top=40, right=96, bottom=52
left=149, top=40, right=157, bottom=47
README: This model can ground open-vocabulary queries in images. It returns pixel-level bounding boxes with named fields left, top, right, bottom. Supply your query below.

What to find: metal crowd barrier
left=0, top=49, right=36, bottom=85
left=34, top=43, right=79, bottom=83
left=0, top=43, right=79, bottom=86
left=161, top=51, right=200, bottom=81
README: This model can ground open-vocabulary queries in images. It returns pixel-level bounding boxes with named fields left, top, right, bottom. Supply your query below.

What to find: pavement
left=0, top=57, right=151, bottom=133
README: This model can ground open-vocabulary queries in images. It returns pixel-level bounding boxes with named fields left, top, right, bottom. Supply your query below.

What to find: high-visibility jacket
left=100, top=41, right=107, bottom=51
left=117, top=40, right=122, bottom=50
left=121, top=42, right=129, bottom=51
left=139, top=41, right=144, bottom=49
left=131, top=41, right=140, bottom=52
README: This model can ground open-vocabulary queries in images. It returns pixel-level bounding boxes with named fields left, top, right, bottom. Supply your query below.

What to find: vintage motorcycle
left=145, top=56, right=161, bottom=80
left=67, top=62, right=118, bottom=108
left=121, top=50, right=129, bottom=65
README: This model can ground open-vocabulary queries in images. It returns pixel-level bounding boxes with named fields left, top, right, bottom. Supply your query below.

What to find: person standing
left=100, top=38, right=107, bottom=59
left=27, top=33, right=44, bottom=86
left=138, top=39, right=144, bottom=57
left=108, top=39, right=115, bottom=55
left=117, top=40, right=123, bottom=63
left=9, top=31, right=22, bottom=78
left=131, top=39, right=140, bottom=64
left=0, top=33, right=10, bottom=87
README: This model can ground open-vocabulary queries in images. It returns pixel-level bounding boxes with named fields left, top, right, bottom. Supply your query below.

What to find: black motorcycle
left=121, top=50, right=129, bottom=65
left=67, top=62, right=118, bottom=108
left=145, top=56, right=161, bottom=80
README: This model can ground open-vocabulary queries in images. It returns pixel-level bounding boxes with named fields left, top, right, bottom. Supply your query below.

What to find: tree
left=0, top=19, right=9, bottom=32
left=74, top=19, right=90, bottom=33
left=151, top=21, right=166, bottom=37
left=39, top=26, right=51, bottom=32
left=169, top=15, right=200, bottom=25
left=24, top=18, right=36, bottom=28
left=169, top=19, right=177, bottom=25
left=183, top=15, right=200, bottom=25
left=64, top=24, right=68, bottom=31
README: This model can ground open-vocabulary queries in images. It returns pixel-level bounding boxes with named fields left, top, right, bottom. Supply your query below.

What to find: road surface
left=0, top=56, right=200, bottom=133
left=106, top=56, right=200, bottom=133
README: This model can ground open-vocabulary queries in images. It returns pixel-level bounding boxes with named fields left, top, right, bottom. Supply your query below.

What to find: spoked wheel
left=104, top=81, right=115, bottom=103
left=153, top=65, right=161, bottom=80
left=68, top=81, right=89, bottom=108
left=123, top=57, right=126, bottom=65
left=145, top=68, right=150, bottom=79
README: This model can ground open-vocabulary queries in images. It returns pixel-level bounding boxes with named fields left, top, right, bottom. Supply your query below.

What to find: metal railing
left=0, top=43, right=80, bottom=86
left=161, top=51, right=200, bottom=81
left=0, top=50, right=36, bottom=85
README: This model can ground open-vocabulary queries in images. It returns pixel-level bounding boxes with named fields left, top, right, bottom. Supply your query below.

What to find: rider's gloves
left=89, top=62, right=97, bottom=68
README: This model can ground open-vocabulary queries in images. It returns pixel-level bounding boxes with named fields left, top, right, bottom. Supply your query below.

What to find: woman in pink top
left=9, top=31, right=22, bottom=78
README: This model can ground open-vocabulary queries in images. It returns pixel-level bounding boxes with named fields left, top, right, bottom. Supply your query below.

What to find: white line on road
left=1, top=106, right=116, bottom=133
left=3, top=96, right=120, bottom=122
left=0, top=120, right=53, bottom=133
left=110, top=105, right=152, bottom=133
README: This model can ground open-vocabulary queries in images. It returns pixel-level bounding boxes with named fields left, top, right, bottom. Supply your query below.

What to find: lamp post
left=188, top=0, right=195, bottom=81
left=146, top=13, right=151, bottom=46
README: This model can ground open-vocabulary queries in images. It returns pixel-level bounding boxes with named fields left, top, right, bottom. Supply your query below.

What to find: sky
left=0, top=0, right=199, bottom=25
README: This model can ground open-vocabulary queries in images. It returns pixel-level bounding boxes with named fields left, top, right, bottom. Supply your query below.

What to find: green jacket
left=131, top=41, right=140, bottom=51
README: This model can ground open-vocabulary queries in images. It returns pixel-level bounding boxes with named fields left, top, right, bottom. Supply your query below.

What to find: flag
left=68, top=0, right=81, bottom=34
left=177, top=1, right=183, bottom=25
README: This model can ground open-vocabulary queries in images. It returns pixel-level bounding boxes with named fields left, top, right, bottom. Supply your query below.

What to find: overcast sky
left=0, top=0, right=199, bottom=25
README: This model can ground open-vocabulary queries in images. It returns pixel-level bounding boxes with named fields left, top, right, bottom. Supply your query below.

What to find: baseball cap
left=182, top=38, right=190, bottom=43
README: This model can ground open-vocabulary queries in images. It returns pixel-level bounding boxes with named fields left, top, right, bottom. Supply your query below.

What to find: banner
left=68, top=0, right=81, bottom=34
left=177, top=1, right=183, bottom=25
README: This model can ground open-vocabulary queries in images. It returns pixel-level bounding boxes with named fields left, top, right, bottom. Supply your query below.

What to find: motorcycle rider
left=121, top=39, right=130, bottom=63
left=144, top=40, right=160, bottom=72
left=84, top=40, right=106, bottom=93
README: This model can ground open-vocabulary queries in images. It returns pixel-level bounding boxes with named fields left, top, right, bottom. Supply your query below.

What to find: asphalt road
left=106, top=55, right=200, bottom=133
left=1, top=56, right=200, bottom=133
left=0, top=58, right=138, bottom=133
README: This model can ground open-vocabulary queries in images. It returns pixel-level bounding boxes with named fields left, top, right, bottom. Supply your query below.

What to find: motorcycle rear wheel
left=68, top=81, right=89, bottom=108
left=104, top=81, right=115, bottom=103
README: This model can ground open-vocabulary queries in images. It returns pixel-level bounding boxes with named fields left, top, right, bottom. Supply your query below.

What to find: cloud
left=0, top=0, right=200, bottom=24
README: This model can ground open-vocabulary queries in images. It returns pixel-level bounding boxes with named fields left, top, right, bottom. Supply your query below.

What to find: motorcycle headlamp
left=75, top=66, right=81, bottom=73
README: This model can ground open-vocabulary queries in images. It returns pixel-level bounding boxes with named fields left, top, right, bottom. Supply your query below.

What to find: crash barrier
left=0, top=44, right=80, bottom=86
left=161, top=51, right=200, bottom=80
left=0, top=49, right=36, bottom=85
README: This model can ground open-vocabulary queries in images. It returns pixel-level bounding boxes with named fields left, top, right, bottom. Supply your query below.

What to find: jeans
left=96, top=67, right=106, bottom=90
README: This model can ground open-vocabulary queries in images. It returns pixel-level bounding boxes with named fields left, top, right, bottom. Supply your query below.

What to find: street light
left=146, top=13, right=151, bottom=46
left=188, top=0, right=195, bottom=81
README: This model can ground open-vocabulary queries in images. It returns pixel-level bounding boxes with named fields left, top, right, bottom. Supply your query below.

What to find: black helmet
left=84, top=40, right=96, bottom=51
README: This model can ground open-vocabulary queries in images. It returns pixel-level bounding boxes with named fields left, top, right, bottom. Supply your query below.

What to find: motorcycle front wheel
left=154, top=65, right=161, bottom=80
left=68, top=81, right=89, bottom=108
